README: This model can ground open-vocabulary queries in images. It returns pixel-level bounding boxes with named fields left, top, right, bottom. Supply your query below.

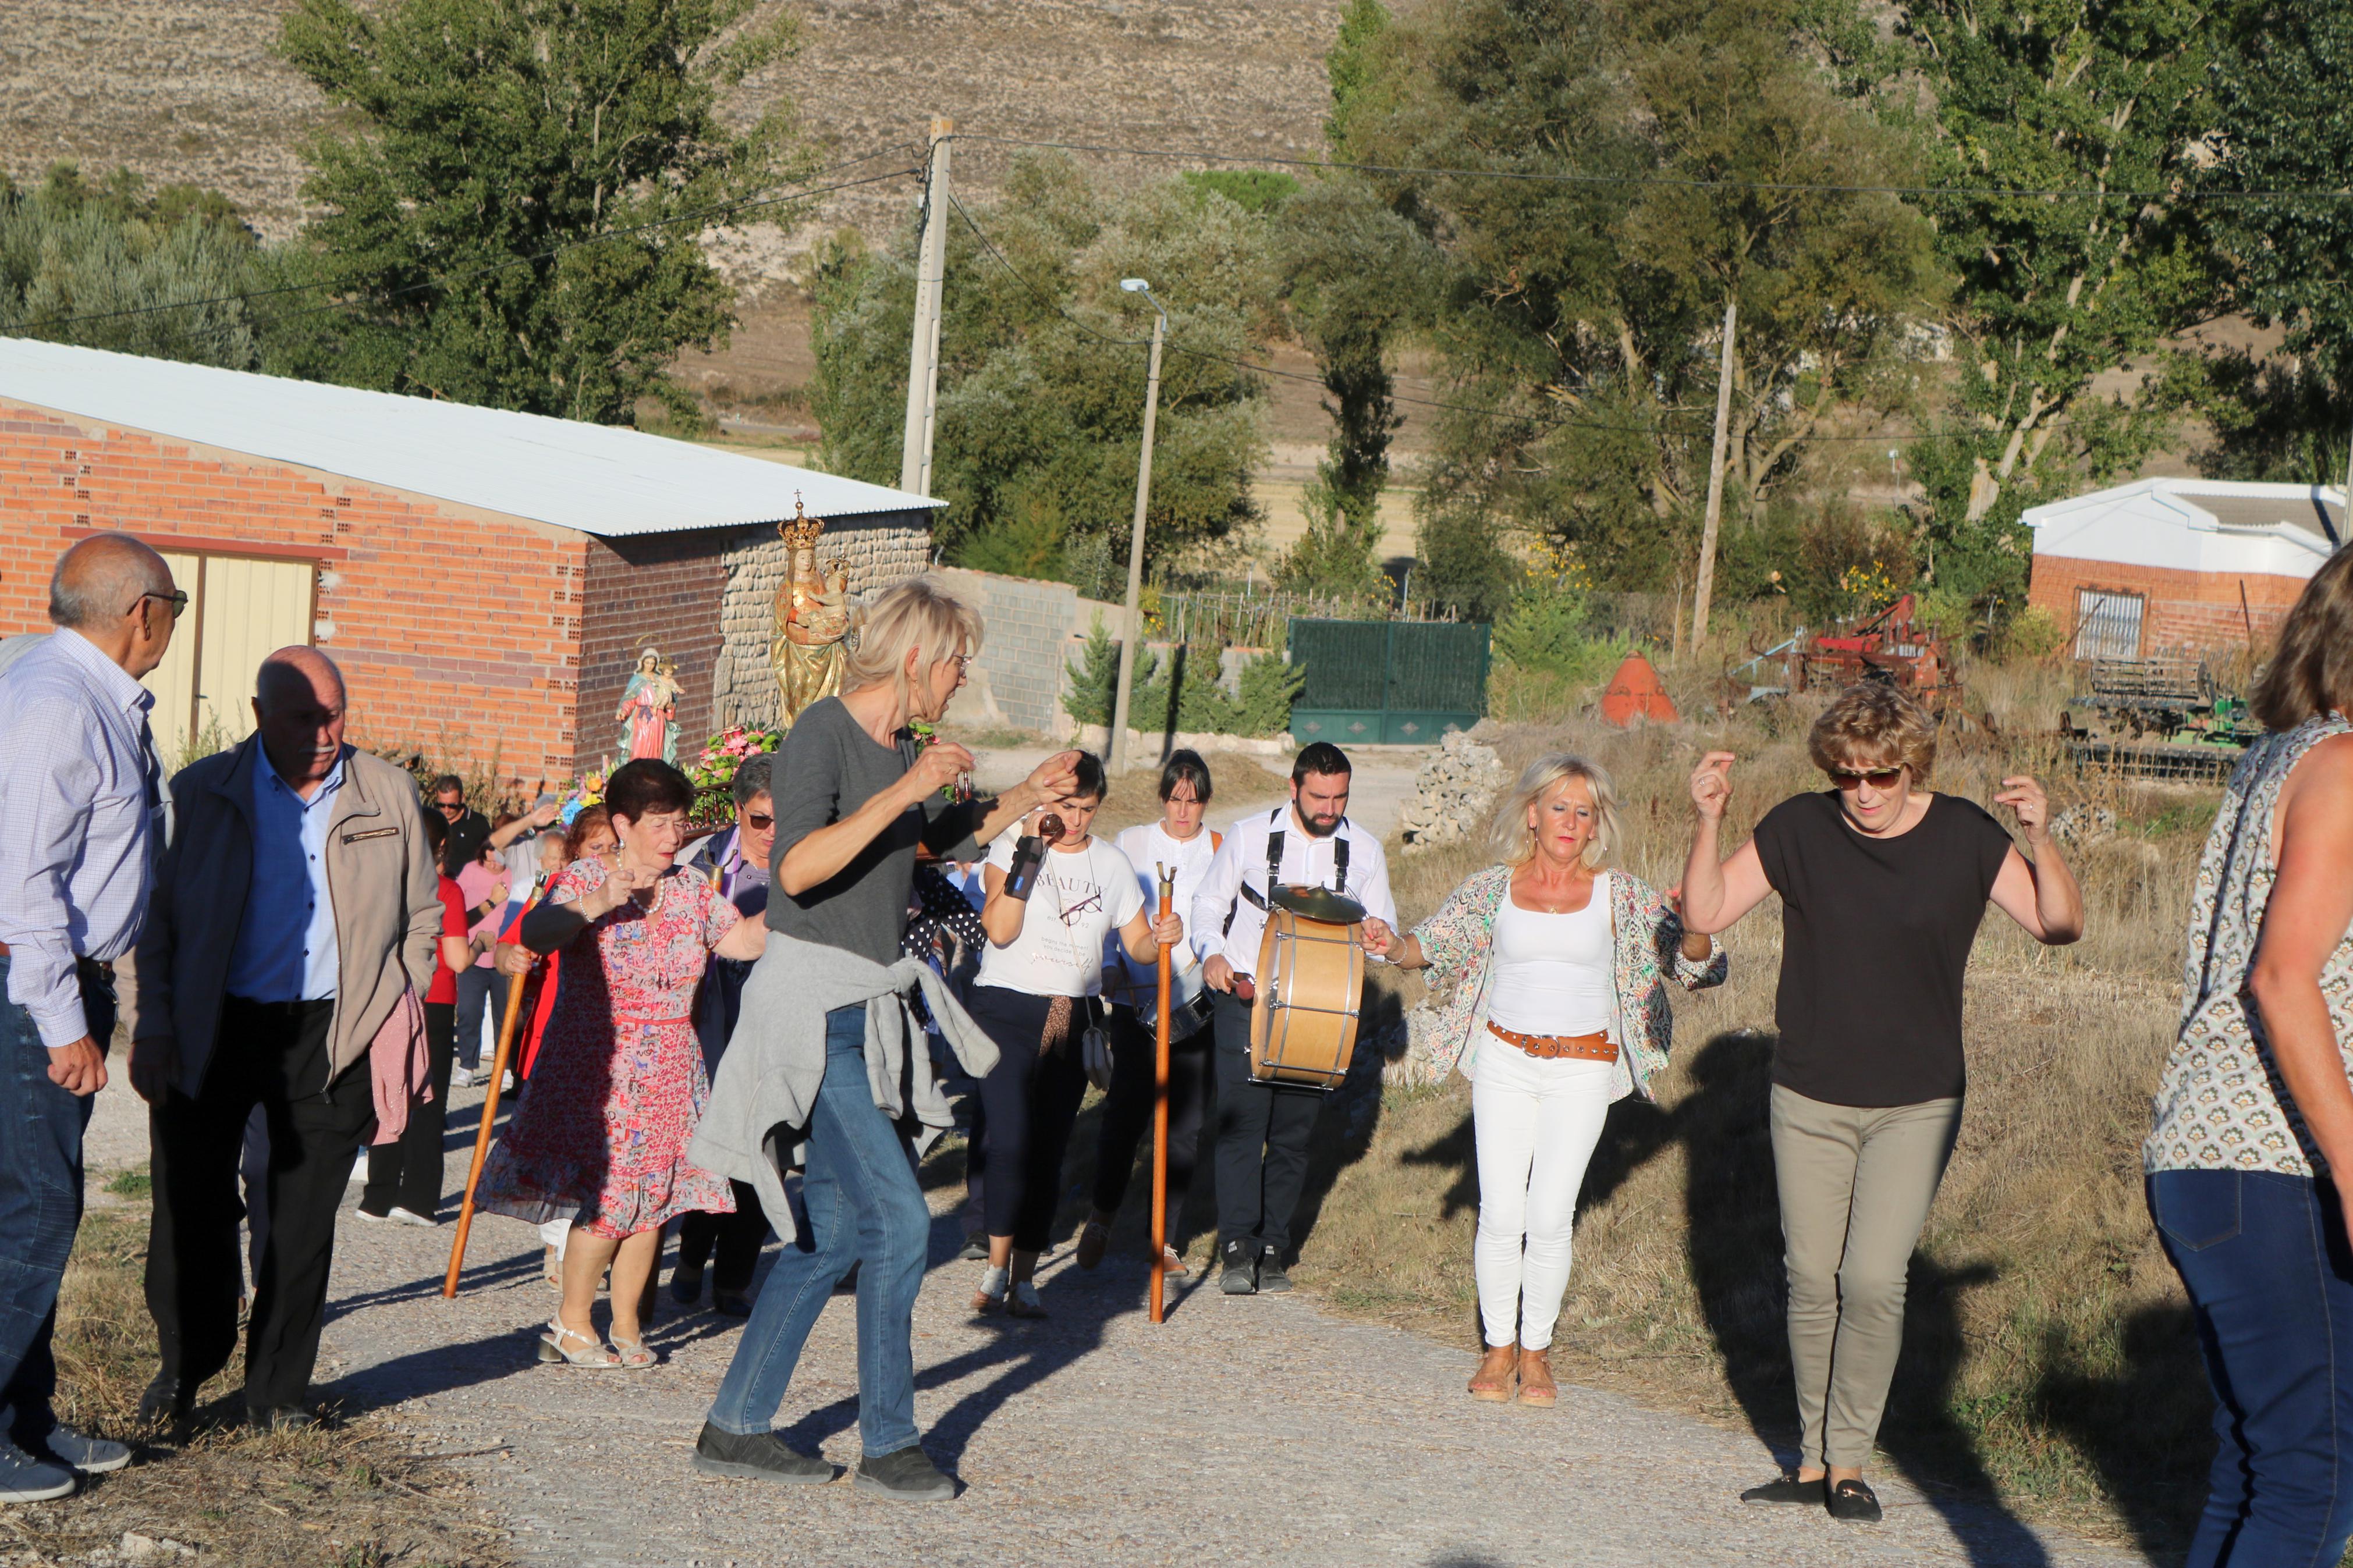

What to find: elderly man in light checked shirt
left=0, top=535, right=180, bottom=1504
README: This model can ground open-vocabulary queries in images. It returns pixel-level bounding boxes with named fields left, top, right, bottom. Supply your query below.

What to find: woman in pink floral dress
left=479, top=759, right=768, bottom=1369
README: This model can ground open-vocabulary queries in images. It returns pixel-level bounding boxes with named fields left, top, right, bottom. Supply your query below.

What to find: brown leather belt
left=1486, top=1020, right=1617, bottom=1063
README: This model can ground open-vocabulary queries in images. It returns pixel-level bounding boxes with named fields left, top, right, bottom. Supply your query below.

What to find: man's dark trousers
left=1209, top=990, right=1323, bottom=1261
left=0, top=957, right=111, bottom=1450
left=146, top=997, right=375, bottom=1416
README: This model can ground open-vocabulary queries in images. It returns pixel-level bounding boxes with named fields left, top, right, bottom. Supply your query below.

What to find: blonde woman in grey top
left=2143, top=546, right=2353, bottom=1567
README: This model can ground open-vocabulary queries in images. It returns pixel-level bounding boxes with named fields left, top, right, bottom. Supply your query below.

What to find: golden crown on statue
left=779, top=491, right=824, bottom=552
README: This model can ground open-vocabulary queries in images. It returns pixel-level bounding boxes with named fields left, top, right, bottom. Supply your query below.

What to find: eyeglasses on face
left=134, top=589, right=190, bottom=620
left=743, top=812, right=775, bottom=831
left=1830, top=765, right=1905, bottom=791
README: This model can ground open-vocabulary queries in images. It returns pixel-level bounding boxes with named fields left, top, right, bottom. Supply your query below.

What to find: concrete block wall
left=0, top=399, right=585, bottom=792
left=711, top=513, right=932, bottom=730
left=934, top=567, right=1081, bottom=735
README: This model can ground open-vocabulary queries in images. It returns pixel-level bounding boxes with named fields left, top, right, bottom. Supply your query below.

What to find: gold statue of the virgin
left=771, top=495, right=851, bottom=733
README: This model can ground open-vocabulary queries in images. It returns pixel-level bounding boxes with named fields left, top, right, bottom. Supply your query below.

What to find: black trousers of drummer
left=1209, top=989, right=1326, bottom=1263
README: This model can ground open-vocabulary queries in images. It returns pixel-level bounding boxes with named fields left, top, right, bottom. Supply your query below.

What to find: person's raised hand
left=129, top=1034, right=177, bottom=1105
left=48, top=1036, right=107, bottom=1097
left=1996, top=775, right=2053, bottom=845
left=907, top=738, right=974, bottom=801
left=1027, top=749, right=1081, bottom=806
left=1204, top=954, right=1236, bottom=994
left=1691, top=752, right=1736, bottom=822
left=528, top=801, right=562, bottom=829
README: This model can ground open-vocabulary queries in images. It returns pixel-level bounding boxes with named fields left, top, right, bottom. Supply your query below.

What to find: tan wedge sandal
left=1468, top=1342, right=1519, bottom=1402
left=1516, top=1346, right=1557, bottom=1408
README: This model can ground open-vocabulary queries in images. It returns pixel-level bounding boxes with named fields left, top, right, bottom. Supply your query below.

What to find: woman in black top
left=1680, top=681, right=2082, bottom=1523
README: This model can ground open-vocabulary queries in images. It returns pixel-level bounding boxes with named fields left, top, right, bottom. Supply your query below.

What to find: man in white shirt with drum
left=1195, top=742, right=1397, bottom=1296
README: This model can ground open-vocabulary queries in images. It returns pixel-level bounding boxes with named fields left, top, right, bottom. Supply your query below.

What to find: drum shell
left=1247, top=908, right=1365, bottom=1090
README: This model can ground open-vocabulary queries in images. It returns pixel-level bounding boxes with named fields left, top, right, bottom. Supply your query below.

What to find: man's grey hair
left=48, top=534, right=172, bottom=629
left=732, top=752, right=775, bottom=809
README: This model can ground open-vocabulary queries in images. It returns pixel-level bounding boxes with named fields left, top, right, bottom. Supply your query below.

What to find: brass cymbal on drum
left=1268, top=884, right=1367, bottom=926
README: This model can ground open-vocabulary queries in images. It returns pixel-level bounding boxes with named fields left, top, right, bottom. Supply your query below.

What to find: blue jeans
left=0, top=955, right=112, bottom=1448
left=2150, top=1168, right=2353, bottom=1567
left=707, top=1005, right=931, bottom=1457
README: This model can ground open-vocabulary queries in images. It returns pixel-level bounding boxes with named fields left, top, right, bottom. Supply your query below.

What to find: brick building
left=0, top=337, right=936, bottom=790
left=2023, top=478, right=2341, bottom=660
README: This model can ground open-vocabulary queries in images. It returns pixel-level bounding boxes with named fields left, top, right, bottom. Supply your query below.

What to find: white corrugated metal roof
left=0, top=335, right=938, bottom=538
left=2022, top=477, right=2341, bottom=579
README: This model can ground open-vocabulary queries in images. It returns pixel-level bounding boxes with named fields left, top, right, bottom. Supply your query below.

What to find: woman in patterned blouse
left=2144, top=549, right=2353, bottom=1567
left=1388, top=753, right=1724, bottom=1407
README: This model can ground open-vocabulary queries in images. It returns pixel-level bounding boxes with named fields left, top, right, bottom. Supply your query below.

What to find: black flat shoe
left=711, top=1289, right=754, bottom=1318
left=1740, top=1473, right=1825, bottom=1506
left=670, top=1265, right=705, bottom=1305
left=1827, top=1478, right=1882, bottom=1523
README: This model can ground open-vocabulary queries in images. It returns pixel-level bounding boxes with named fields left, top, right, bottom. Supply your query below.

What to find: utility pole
left=1691, top=296, right=1738, bottom=651
left=1109, top=280, right=1169, bottom=775
left=899, top=117, right=953, bottom=497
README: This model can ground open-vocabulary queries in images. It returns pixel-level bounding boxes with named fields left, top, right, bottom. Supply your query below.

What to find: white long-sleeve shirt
left=0, top=627, right=162, bottom=1046
left=1102, top=820, right=1221, bottom=1011
left=1192, top=803, right=1397, bottom=980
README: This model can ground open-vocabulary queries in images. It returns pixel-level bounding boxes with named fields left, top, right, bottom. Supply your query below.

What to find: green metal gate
left=1287, top=618, right=1491, bottom=746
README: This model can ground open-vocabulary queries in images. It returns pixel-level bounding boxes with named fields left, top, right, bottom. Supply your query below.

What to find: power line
left=949, top=130, right=2333, bottom=205
left=17, top=144, right=924, bottom=343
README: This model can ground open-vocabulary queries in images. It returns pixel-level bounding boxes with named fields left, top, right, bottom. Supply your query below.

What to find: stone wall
left=711, top=511, right=933, bottom=730
left=932, top=567, right=1083, bottom=735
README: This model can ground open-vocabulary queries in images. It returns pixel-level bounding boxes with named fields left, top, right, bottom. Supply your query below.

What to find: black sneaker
left=854, top=1443, right=956, bottom=1501
left=670, top=1264, right=705, bottom=1305
left=1740, top=1472, right=1825, bottom=1506
left=1826, top=1477, right=1882, bottom=1523
left=1256, top=1247, right=1292, bottom=1293
left=1219, top=1240, right=1257, bottom=1295
left=691, top=1423, right=834, bottom=1484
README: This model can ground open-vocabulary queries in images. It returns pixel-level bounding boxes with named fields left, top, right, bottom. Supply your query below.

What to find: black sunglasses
left=134, top=589, right=190, bottom=620
left=1830, top=765, right=1905, bottom=791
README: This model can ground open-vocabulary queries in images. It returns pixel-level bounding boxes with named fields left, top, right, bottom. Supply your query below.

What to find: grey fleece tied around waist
left=686, top=930, right=999, bottom=1247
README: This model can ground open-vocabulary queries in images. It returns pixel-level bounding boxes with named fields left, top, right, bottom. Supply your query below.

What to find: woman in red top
left=359, top=808, right=474, bottom=1224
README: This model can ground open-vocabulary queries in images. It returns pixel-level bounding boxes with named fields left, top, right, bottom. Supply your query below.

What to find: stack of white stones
left=1397, top=728, right=1509, bottom=847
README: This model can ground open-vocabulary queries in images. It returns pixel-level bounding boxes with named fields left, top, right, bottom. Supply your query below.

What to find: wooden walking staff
left=1149, top=862, right=1176, bottom=1324
left=442, top=966, right=533, bottom=1299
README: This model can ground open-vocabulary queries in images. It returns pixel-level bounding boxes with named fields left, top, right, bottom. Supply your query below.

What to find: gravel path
left=79, top=1078, right=2148, bottom=1568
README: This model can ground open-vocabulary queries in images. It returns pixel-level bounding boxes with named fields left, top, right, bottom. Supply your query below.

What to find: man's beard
left=1297, top=808, right=1343, bottom=838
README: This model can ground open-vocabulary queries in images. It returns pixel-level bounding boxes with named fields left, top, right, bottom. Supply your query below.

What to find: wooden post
left=442, top=968, right=531, bottom=1299
left=899, top=117, right=954, bottom=497
left=1110, top=289, right=1168, bottom=775
left=1149, top=862, right=1175, bottom=1324
left=1692, top=296, right=1739, bottom=650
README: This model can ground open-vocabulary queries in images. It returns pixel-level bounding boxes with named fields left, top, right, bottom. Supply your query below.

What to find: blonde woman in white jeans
left=1392, top=754, right=1724, bottom=1405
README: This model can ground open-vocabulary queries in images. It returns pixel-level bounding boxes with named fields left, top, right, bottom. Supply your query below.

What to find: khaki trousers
left=1769, top=1085, right=1962, bottom=1470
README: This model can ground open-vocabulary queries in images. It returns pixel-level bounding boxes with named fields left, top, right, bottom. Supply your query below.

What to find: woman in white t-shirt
left=1074, top=750, right=1222, bottom=1277
left=968, top=752, right=1183, bottom=1317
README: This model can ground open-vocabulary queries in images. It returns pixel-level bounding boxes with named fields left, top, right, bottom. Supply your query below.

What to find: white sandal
left=537, top=1321, right=619, bottom=1368
left=609, top=1334, right=658, bottom=1370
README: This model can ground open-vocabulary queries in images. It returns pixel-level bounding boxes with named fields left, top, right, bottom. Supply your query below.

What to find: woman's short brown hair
left=1807, top=681, right=1937, bottom=781
left=2252, top=547, right=2353, bottom=731
left=563, top=805, right=613, bottom=861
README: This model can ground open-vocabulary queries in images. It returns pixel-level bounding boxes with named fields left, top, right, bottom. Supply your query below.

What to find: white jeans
left=1471, top=1043, right=1614, bottom=1350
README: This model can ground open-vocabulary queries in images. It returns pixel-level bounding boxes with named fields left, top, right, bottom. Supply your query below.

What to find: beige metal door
left=193, top=557, right=316, bottom=748
left=140, top=552, right=203, bottom=767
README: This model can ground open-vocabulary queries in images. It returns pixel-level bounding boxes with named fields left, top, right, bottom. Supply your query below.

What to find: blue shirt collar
left=53, top=627, right=157, bottom=718
left=255, top=741, right=349, bottom=806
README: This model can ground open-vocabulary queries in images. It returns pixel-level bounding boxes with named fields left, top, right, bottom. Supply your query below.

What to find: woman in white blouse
left=968, top=752, right=1184, bottom=1317
left=1390, top=754, right=1722, bottom=1406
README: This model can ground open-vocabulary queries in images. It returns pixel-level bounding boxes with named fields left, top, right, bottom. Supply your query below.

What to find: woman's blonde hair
left=1489, top=752, right=1622, bottom=869
left=1807, top=681, right=1937, bottom=781
left=2252, top=546, right=2353, bottom=730
left=841, top=577, right=984, bottom=717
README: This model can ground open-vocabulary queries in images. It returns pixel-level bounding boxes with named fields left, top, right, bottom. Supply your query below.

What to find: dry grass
left=16, top=1186, right=510, bottom=1568
left=1286, top=652, right=2221, bottom=1557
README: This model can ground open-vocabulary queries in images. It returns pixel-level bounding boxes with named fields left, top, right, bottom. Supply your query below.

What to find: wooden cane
left=442, top=965, right=531, bottom=1299
left=1149, top=862, right=1176, bottom=1324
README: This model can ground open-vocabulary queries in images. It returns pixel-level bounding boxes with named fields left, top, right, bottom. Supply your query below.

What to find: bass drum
left=1247, top=887, right=1367, bottom=1090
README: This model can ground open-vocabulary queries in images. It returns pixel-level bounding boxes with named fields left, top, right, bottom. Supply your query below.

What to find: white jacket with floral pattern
left=1409, top=863, right=1727, bottom=1101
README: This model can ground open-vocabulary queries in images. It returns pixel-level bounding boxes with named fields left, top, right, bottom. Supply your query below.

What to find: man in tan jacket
left=127, top=646, right=439, bottom=1428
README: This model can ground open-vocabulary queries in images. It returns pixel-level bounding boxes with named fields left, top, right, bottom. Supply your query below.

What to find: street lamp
left=1109, top=279, right=1168, bottom=775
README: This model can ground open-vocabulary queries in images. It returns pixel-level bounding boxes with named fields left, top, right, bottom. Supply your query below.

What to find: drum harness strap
left=1228, top=807, right=1350, bottom=930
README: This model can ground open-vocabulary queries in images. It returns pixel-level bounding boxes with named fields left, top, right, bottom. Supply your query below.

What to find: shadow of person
left=1673, top=1029, right=2056, bottom=1568
left=1286, top=980, right=1408, bottom=1257
left=2028, top=1303, right=2210, bottom=1560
